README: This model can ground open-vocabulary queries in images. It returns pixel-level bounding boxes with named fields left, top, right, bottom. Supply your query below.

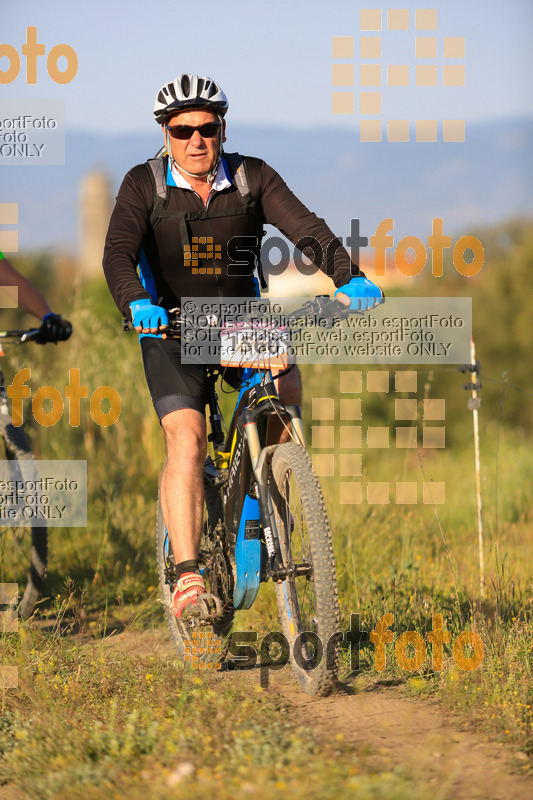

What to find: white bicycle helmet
left=153, top=74, right=229, bottom=124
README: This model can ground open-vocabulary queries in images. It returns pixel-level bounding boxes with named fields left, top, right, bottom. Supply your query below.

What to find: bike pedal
left=181, top=592, right=224, bottom=627
left=185, top=615, right=209, bottom=629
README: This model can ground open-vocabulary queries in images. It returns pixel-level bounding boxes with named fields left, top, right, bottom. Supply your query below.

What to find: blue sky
left=2, top=0, right=532, bottom=133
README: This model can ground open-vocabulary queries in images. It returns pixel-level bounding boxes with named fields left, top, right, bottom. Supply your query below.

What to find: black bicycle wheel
left=156, top=462, right=234, bottom=667
left=270, top=442, right=340, bottom=696
left=0, top=419, right=47, bottom=619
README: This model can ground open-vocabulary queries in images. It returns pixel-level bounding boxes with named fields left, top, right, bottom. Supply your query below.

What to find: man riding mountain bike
left=103, top=73, right=382, bottom=622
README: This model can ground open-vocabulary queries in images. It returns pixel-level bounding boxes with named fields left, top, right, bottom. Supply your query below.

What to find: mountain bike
left=156, top=296, right=354, bottom=695
left=0, top=328, right=50, bottom=619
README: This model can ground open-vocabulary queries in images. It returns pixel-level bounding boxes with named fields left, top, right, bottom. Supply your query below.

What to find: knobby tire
left=270, top=442, right=340, bottom=696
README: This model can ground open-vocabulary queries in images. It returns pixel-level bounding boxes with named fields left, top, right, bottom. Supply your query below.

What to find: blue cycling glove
left=335, top=277, right=384, bottom=311
left=129, top=298, right=169, bottom=332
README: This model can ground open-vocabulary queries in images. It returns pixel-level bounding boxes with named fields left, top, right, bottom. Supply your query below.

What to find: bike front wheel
left=0, top=419, right=47, bottom=619
left=270, top=442, right=340, bottom=696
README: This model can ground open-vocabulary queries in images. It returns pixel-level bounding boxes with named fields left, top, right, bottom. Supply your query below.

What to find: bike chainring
left=208, top=545, right=234, bottom=608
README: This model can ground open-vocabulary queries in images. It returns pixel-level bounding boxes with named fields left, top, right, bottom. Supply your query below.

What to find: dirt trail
left=275, top=678, right=532, bottom=800
left=94, top=625, right=533, bottom=800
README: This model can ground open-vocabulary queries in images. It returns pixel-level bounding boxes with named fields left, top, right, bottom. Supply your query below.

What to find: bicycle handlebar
left=282, top=294, right=361, bottom=326
left=123, top=294, right=382, bottom=338
left=167, top=295, right=365, bottom=336
left=0, top=328, right=42, bottom=343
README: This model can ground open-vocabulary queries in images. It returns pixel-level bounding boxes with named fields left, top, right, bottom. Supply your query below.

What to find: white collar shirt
left=167, top=157, right=232, bottom=196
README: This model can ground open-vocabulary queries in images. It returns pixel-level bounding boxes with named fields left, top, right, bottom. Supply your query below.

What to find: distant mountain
left=3, top=118, right=532, bottom=254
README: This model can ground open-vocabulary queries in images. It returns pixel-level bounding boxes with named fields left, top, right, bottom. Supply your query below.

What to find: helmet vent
left=153, top=74, right=229, bottom=124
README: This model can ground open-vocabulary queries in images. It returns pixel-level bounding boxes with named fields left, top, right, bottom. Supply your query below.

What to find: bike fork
left=243, top=419, right=284, bottom=573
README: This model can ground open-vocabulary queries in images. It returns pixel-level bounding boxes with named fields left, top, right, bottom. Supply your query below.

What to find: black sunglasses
left=165, top=122, right=221, bottom=140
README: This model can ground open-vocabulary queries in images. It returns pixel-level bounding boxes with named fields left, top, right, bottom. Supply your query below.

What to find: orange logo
left=185, top=236, right=222, bottom=275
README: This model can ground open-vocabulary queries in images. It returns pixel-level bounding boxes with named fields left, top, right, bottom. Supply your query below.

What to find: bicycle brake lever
left=313, top=296, right=354, bottom=327
left=20, top=329, right=40, bottom=343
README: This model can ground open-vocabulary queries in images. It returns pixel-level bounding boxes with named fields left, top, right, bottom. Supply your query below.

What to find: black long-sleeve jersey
left=103, top=153, right=360, bottom=318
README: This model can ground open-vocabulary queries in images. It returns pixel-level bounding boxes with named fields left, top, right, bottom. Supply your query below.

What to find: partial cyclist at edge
left=0, top=252, right=72, bottom=618
left=102, top=73, right=383, bottom=622
left=0, top=251, right=72, bottom=343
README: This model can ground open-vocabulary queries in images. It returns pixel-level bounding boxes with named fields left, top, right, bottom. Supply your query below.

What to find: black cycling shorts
left=140, top=337, right=242, bottom=421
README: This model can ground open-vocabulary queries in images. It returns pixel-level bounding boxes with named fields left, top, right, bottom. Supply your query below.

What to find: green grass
left=1, top=618, right=439, bottom=800
left=1, top=228, right=532, bottom=795
left=316, top=404, right=533, bottom=762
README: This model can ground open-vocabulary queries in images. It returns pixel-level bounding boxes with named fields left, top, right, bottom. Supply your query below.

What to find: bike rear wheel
left=0, top=419, right=47, bottom=619
left=156, top=462, right=234, bottom=667
left=270, top=442, right=340, bottom=695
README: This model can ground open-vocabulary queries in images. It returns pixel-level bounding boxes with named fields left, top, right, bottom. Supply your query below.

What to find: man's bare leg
left=160, top=408, right=207, bottom=565
left=267, top=366, right=303, bottom=445
left=159, top=370, right=301, bottom=563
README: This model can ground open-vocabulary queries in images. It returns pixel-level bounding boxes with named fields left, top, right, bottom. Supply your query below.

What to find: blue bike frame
left=230, top=368, right=265, bottom=610
left=213, top=366, right=305, bottom=610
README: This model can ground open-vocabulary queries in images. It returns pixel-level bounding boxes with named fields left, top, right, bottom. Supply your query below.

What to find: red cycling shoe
left=171, top=572, right=206, bottom=620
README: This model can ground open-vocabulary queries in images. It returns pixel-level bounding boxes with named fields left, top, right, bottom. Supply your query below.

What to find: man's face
left=164, top=108, right=225, bottom=178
